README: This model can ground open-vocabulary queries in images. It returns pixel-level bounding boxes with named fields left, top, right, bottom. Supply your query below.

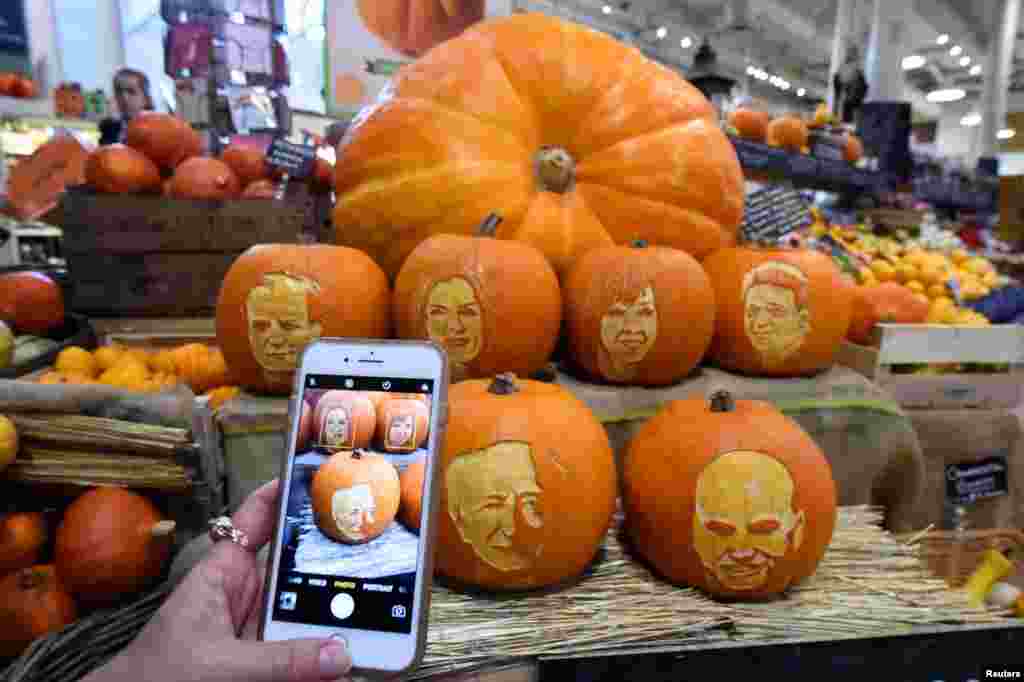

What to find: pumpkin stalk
left=17, top=568, right=45, bottom=591
left=477, top=213, right=503, bottom=238
left=488, top=373, right=520, bottom=395
left=709, top=390, right=735, bottom=413
left=631, top=239, right=648, bottom=249
left=535, top=147, right=575, bottom=194
left=150, top=520, right=176, bottom=538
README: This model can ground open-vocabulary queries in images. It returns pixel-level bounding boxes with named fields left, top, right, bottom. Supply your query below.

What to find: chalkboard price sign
left=265, top=139, right=317, bottom=180
left=741, top=185, right=814, bottom=244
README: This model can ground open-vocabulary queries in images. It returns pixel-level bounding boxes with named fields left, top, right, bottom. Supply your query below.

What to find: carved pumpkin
left=393, top=214, right=561, bottom=382
left=335, top=13, right=744, bottom=279
left=54, top=83, right=85, bottom=118
left=357, top=0, right=485, bottom=58
left=845, top=134, right=864, bottom=164
left=313, top=391, right=377, bottom=451
left=0, top=512, right=47, bottom=576
left=125, top=112, right=203, bottom=171
left=376, top=396, right=429, bottom=452
left=563, top=240, right=715, bottom=386
left=0, top=566, right=77, bottom=658
left=54, top=487, right=176, bottom=607
left=168, top=158, right=242, bottom=200
left=398, top=458, right=426, bottom=532
left=216, top=245, right=391, bottom=394
left=436, top=373, right=617, bottom=591
left=0, top=271, right=65, bottom=335
left=766, top=115, right=809, bottom=151
left=703, top=244, right=853, bottom=377
left=847, top=283, right=929, bottom=346
left=85, top=145, right=163, bottom=194
left=296, top=397, right=314, bottom=451
left=728, top=108, right=770, bottom=143
left=220, top=144, right=269, bottom=187
left=311, top=450, right=400, bottom=544
left=624, top=391, right=837, bottom=600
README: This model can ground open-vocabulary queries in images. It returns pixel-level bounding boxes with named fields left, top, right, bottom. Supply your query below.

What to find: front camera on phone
left=382, top=381, right=392, bottom=390
left=344, top=379, right=354, bottom=388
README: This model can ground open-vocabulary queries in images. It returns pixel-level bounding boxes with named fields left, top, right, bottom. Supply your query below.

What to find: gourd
left=0, top=415, right=17, bottom=473
left=0, top=271, right=65, bottom=335
left=311, top=451, right=400, bottom=544
left=0, top=566, right=77, bottom=658
left=220, top=145, right=269, bottom=187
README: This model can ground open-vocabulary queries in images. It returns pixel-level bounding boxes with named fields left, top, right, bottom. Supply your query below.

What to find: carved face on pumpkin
left=599, top=286, right=658, bottom=380
left=446, top=441, right=543, bottom=572
left=387, top=414, right=416, bottom=450
left=425, top=277, right=483, bottom=373
left=246, top=273, right=323, bottom=377
left=693, top=450, right=805, bottom=592
left=320, top=407, right=353, bottom=450
left=742, top=262, right=811, bottom=368
left=331, top=483, right=377, bottom=542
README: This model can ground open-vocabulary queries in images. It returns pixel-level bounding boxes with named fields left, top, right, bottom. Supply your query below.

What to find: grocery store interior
left=2, top=0, right=1024, bottom=680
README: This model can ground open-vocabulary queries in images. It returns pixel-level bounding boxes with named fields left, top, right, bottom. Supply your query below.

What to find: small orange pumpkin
left=376, top=396, right=429, bottom=452
left=171, top=344, right=230, bottom=394
left=398, top=458, right=426, bottom=532
left=563, top=240, right=715, bottom=386
left=728, top=108, right=771, bottom=143
left=312, top=391, right=377, bottom=451
left=845, top=134, right=864, bottom=164
left=0, top=512, right=47, bottom=576
left=54, top=83, right=85, bottom=118
left=168, top=158, right=241, bottom=200
left=847, top=283, right=929, bottom=346
left=85, top=145, right=163, bottom=194
left=125, top=112, right=203, bottom=171
left=220, top=144, right=269, bottom=187
left=0, top=565, right=77, bottom=658
left=766, top=115, right=809, bottom=151
left=624, top=390, right=837, bottom=600
left=311, top=450, right=400, bottom=544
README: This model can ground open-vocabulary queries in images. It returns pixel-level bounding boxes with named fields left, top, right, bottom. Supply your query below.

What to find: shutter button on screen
left=330, top=593, right=355, bottom=620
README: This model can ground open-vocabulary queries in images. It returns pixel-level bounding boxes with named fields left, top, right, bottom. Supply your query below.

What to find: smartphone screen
left=270, top=373, right=435, bottom=635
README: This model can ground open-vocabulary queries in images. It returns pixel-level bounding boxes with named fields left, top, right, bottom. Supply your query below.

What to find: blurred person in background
left=99, top=68, right=155, bottom=145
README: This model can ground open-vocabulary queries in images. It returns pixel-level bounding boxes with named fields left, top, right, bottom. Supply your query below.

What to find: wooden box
left=837, top=324, right=1024, bottom=409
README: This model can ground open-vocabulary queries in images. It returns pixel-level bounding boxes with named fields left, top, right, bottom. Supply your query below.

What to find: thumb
left=225, top=637, right=352, bottom=682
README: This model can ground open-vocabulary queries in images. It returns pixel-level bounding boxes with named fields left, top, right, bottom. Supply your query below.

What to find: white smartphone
left=259, top=338, right=449, bottom=676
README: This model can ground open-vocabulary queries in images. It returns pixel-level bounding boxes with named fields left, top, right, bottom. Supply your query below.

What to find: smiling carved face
left=599, top=286, right=658, bottom=380
left=741, top=262, right=811, bottom=368
left=425, top=277, right=483, bottom=371
left=320, top=407, right=352, bottom=450
left=387, top=414, right=416, bottom=449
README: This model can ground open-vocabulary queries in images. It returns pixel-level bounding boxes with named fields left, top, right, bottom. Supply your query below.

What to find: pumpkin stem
left=535, top=146, right=575, bottom=194
left=150, top=520, right=176, bottom=538
left=709, top=390, right=735, bottom=413
left=488, top=373, right=520, bottom=395
left=632, top=239, right=648, bottom=249
left=477, top=213, right=503, bottom=238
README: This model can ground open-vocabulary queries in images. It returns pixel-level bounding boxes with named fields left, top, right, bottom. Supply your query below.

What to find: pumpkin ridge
left=386, top=94, right=534, bottom=152
left=338, top=161, right=527, bottom=208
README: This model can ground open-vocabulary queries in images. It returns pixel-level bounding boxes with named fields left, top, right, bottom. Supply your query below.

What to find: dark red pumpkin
left=0, top=512, right=48, bottom=577
left=0, top=271, right=65, bottom=334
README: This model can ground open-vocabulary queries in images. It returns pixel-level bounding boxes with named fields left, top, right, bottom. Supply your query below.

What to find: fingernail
left=318, top=639, right=351, bottom=679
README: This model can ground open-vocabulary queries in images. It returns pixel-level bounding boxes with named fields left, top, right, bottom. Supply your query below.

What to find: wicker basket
left=905, top=529, right=1024, bottom=587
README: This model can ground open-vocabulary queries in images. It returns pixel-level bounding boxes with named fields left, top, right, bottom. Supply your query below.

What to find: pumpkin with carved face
left=624, top=391, right=837, bottom=600
left=312, top=391, right=377, bottom=451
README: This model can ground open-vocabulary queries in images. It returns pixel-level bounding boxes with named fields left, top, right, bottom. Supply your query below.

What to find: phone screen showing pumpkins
left=272, top=374, right=434, bottom=634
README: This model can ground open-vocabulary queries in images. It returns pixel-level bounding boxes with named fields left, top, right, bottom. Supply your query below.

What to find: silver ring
left=208, top=516, right=250, bottom=549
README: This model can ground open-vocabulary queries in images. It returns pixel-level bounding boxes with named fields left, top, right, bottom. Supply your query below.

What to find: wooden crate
left=837, top=324, right=1024, bottom=409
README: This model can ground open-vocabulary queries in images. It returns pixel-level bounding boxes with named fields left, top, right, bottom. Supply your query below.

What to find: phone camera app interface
left=272, top=375, right=434, bottom=634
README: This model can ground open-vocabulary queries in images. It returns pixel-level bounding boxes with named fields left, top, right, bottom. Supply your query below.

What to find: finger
left=217, top=636, right=352, bottom=682
left=232, top=478, right=283, bottom=550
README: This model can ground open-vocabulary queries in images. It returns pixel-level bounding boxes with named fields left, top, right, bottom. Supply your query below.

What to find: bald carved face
left=246, top=272, right=323, bottom=373
left=331, top=483, right=376, bottom=542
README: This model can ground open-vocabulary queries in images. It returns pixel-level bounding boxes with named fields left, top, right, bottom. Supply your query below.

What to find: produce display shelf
left=729, top=136, right=889, bottom=195
left=914, top=179, right=998, bottom=212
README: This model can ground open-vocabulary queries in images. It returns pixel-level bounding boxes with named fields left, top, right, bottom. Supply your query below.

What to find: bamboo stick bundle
left=5, top=445, right=191, bottom=492
left=9, top=414, right=193, bottom=459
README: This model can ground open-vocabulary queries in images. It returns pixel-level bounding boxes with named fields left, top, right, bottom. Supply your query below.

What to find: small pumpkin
left=376, top=396, right=429, bottom=452
left=563, top=240, right=715, bottom=386
left=220, top=144, right=269, bottom=187
left=703, top=244, right=853, bottom=377
left=168, top=158, right=241, bottom=200
left=54, top=83, right=85, bottom=118
left=398, top=458, right=426, bottom=532
left=311, top=450, right=400, bottom=544
left=0, top=566, right=77, bottom=658
left=436, top=373, right=617, bottom=591
left=624, top=390, right=837, bottom=600
left=356, top=0, right=485, bottom=58
left=0, top=415, right=17, bottom=473
left=0, top=512, right=47, bottom=575
left=85, top=145, right=163, bottom=194
left=0, top=271, right=65, bottom=335
left=847, top=283, right=929, bottom=346
left=312, top=391, right=377, bottom=451
left=845, top=134, right=864, bottom=164
left=55, top=346, right=98, bottom=378
left=54, top=487, right=176, bottom=607
left=171, top=344, right=230, bottom=394
left=393, top=214, right=562, bottom=382
left=125, top=112, right=203, bottom=171
left=766, top=115, right=809, bottom=151
left=728, top=108, right=771, bottom=143
left=216, top=245, right=391, bottom=394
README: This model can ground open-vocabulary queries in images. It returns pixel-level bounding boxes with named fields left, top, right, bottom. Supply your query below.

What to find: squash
left=766, top=115, right=809, bottom=151
left=436, top=373, right=617, bottom=591
left=125, top=112, right=203, bottom=171
left=624, top=390, right=837, bottom=600
left=54, top=346, right=98, bottom=378
left=376, top=396, right=429, bottom=452
left=0, top=512, right=47, bottom=576
left=85, top=145, right=163, bottom=194
left=220, top=144, right=269, bottom=187
left=311, top=450, right=400, bottom=544
left=0, top=415, right=17, bottom=473
left=356, top=0, right=485, bottom=58
left=393, top=214, right=562, bottom=382
left=312, top=391, right=377, bottom=451
left=0, top=271, right=65, bottom=335
left=398, top=458, right=426, bottom=532
left=0, top=566, right=77, bottom=658
left=563, top=240, right=715, bottom=386
left=335, top=12, right=744, bottom=279
left=703, top=244, right=853, bottom=377
left=216, top=244, right=391, bottom=394
left=847, top=283, right=929, bottom=346
left=728, top=108, right=770, bottom=143
left=171, top=343, right=230, bottom=394
left=54, top=487, right=176, bottom=607
left=168, top=158, right=242, bottom=200
left=845, top=134, right=864, bottom=164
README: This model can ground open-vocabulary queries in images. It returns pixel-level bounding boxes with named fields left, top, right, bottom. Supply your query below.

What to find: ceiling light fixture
left=937, top=34, right=950, bottom=45
left=656, top=26, right=667, bottom=39
left=960, top=56, right=971, bottom=67
left=902, top=55, right=926, bottom=70
left=950, top=45, right=963, bottom=57
left=602, top=4, right=612, bottom=13
left=680, top=36, right=693, bottom=48
left=999, top=128, right=1016, bottom=140
left=970, top=65, right=983, bottom=76
left=926, top=88, right=966, bottom=103
left=960, top=113, right=982, bottom=127
left=797, top=87, right=806, bottom=96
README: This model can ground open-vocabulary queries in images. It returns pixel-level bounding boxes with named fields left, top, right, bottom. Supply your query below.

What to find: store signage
left=265, top=139, right=317, bottom=180
left=0, top=0, right=29, bottom=57
left=945, top=455, right=1009, bottom=506
left=741, top=185, right=814, bottom=244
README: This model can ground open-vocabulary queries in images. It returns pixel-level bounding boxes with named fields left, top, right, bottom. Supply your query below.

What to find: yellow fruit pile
left=38, top=342, right=237, bottom=395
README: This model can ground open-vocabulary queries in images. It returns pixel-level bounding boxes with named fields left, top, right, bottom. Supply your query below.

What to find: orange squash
left=0, top=512, right=47, bottom=576
left=356, top=0, right=485, bottom=58
left=563, top=240, right=715, bottom=386
left=125, top=112, right=203, bottom=171
left=311, top=450, right=400, bottom=544
left=0, top=271, right=65, bottom=335
left=398, top=458, right=426, bottom=532
left=216, top=245, right=391, bottom=394
left=0, top=565, right=77, bottom=658
left=171, top=344, right=230, bottom=394
left=393, top=214, right=562, bottom=382
left=436, top=374, right=617, bottom=591
left=220, top=144, right=269, bottom=187
left=766, top=115, right=809, bottom=151
left=376, top=396, right=429, bottom=452
left=847, top=283, right=929, bottom=346
left=728, top=108, right=771, bottom=143
left=703, top=245, right=853, bottom=377
left=335, top=13, right=744, bottom=279
left=85, top=144, right=163, bottom=194
left=845, top=134, right=864, bottom=164
left=54, top=487, right=176, bottom=607
left=168, top=158, right=241, bottom=200
left=312, top=391, right=377, bottom=451
left=624, top=390, right=837, bottom=600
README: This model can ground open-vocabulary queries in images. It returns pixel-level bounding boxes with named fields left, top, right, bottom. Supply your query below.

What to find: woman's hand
left=83, top=479, right=352, bottom=682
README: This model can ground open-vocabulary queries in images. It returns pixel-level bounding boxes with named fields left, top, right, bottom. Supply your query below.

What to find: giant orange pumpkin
left=85, top=144, right=163, bottom=194
left=847, top=283, right=929, bottom=346
left=436, top=374, right=617, bottom=591
left=357, top=0, right=485, bottom=58
left=703, top=245, right=853, bottom=377
left=393, top=214, right=562, bottom=382
left=54, top=487, right=176, bottom=607
left=376, top=396, right=429, bottom=452
left=312, top=391, right=377, bottom=451
left=335, top=13, right=744, bottom=279
left=125, top=112, right=203, bottom=171
left=624, top=391, right=837, bottom=600
left=563, top=240, right=715, bottom=386
left=728, top=108, right=771, bottom=143
left=311, top=450, right=400, bottom=544
left=0, top=565, right=77, bottom=658
left=216, top=245, right=391, bottom=394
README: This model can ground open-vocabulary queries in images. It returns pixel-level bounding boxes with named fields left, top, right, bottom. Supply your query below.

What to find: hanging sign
left=945, top=456, right=1009, bottom=506
left=0, top=0, right=29, bottom=57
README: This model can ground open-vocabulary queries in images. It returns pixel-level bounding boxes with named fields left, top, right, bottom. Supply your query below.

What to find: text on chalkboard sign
left=741, top=185, right=815, bottom=244
left=266, top=139, right=318, bottom=180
